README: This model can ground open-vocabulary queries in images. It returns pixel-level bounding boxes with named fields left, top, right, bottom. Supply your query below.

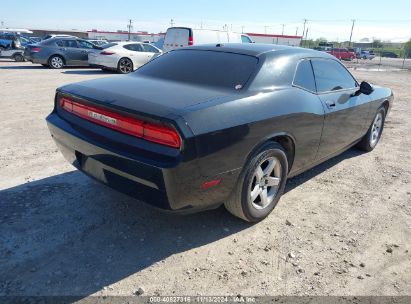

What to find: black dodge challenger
left=46, top=44, right=393, bottom=222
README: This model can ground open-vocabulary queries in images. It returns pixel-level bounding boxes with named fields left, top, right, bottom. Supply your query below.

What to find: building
left=247, top=33, right=302, bottom=46
left=87, top=29, right=164, bottom=42
left=29, top=29, right=88, bottom=39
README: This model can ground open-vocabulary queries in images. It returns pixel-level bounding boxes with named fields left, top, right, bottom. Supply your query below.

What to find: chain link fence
left=344, top=56, right=411, bottom=71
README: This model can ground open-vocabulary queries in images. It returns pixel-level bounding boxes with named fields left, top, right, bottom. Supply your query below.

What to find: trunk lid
left=58, top=74, right=233, bottom=120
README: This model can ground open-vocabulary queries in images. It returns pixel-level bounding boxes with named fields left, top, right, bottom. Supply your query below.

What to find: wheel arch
left=117, top=56, right=133, bottom=67
left=246, top=132, right=296, bottom=173
left=382, top=99, right=390, bottom=113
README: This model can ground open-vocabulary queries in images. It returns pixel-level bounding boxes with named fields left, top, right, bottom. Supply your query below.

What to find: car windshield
left=134, top=50, right=259, bottom=90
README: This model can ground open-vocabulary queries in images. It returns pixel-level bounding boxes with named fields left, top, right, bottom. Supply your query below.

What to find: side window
left=142, top=44, right=159, bottom=53
left=293, top=60, right=316, bottom=92
left=132, top=44, right=144, bottom=52
left=311, top=59, right=357, bottom=93
left=123, top=44, right=143, bottom=52
left=77, top=40, right=94, bottom=49
left=241, top=35, right=252, bottom=43
left=58, top=40, right=78, bottom=48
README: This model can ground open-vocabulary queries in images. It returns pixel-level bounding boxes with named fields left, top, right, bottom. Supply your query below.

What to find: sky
left=1, top=0, right=411, bottom=42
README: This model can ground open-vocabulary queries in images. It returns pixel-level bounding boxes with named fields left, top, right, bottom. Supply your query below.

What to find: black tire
left=224, top=142, right=288, bottom=222
left=117, top=57, right=133, bottom=74
left=48, top=55, right=64, bottom=69
left=13, top=54, right=25, bottom=62
left=356, top=107, right=386, bottom=152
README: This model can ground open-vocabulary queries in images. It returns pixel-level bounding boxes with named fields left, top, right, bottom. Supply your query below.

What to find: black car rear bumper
left=46, top=113, right=236, bottom=212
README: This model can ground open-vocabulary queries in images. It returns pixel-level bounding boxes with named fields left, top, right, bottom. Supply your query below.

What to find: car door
left=77, top=40, right=97, bottom=65
left=312, top=58, right=371, bottom=160
left=56, top=39, right=81, bottom=65
left=126, top=44, right=153, bottom=69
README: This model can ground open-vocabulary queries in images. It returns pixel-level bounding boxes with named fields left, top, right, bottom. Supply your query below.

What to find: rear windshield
left=135, top=50, right=258, bottom=90
left=102, top=43, right=117, bottom=49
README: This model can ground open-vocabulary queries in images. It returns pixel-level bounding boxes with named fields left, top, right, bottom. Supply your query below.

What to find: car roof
left=181, top=43, right=334, bottom=59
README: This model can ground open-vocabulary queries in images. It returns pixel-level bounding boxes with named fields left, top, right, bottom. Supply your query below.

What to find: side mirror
left=358, top=81, right=374, bottom=95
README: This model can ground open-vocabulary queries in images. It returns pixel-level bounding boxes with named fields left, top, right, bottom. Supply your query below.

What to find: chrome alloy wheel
left=119, top=58, right=133, bottom=73
left=249, top=156, right=282, bottom=210
left=50, top=56, right=63, bottom=68
left=370, top=112, right=383, bottom=147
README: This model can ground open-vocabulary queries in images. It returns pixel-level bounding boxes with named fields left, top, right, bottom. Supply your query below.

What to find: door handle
left=325, top=100, right=336, bottom=109
left=59, top=48, right=66, bottom=51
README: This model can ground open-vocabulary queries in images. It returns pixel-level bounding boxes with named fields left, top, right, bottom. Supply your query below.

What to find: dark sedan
left=46, top=44, right=393, bottom=222
left=24, top=37, right=100, bottom=69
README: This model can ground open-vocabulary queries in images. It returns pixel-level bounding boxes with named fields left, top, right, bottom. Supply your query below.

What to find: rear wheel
left=356, top=107, right=386, bottom=152
left=117, top=58, right=133, bottom=74
left=13, top=53, right=25, bottom=62
left=225, top=142, right=288, bottom=222
left=48, top=55, right=64, bottom=69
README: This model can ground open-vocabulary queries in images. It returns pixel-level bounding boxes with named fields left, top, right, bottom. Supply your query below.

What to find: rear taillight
left=31, top=47, right=41, bottom=53
left=188, top=35, right=193, bottom=46
left=100, top=51, right=115, bottom=55
left=59, top=97, right=181, bottom=148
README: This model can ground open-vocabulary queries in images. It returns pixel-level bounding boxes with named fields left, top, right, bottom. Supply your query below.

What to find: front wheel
left=224, top=142, right=288, bottom=222
left=356, top=107, right=386, bottom=152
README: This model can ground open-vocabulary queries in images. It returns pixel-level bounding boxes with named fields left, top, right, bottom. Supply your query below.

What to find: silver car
left=24, top=37, right=100, bottom=69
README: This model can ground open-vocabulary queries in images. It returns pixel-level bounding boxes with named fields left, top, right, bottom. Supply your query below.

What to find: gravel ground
left=0, top=59, right=410, bottom=297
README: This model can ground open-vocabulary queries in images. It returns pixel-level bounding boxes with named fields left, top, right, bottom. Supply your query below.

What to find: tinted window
left=56, top=40, right=78, bottom=48
left=293, top=60, right=316, bottom=92
left=77, top=40, right=94, bottom=49
left=241, top=35, right=252, bottom=43
left=123, top=44, right=143, bottom=52
left=312, top=59, right=357, bottom=92
left=142, top=44, right=159, bottom=53
left=135, top=50, right=258, bottom=90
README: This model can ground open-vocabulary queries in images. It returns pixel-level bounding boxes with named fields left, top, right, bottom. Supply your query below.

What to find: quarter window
left=293, top=60, right=316, bottom=92
left=311, top=59, right=357, bottom=93
left=241, top=35, right=253, bottom=43
left=142, top=44, right=159, bottom=53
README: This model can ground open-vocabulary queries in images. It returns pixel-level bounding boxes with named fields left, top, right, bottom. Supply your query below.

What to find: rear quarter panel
left=182, top=87, right=325, bottom=179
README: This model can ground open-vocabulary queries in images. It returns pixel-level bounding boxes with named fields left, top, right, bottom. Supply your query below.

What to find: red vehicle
left=327, top=48, right=356, bottom=60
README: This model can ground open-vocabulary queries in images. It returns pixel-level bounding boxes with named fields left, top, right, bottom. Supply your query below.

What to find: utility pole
left=282, top=24, right=285, bottom=36
left=349, top=19, right=356, bottom=47
left=305, top=27, right=309, bottom=47
left=170, top=19, right=175, bottom=27
left=295, top=27, right=299, bottom=36
left=241, top=25, right=245, bottom=33
left=127, top=19, right=133, bottom=41
left=301, top=19, right=307, bottom=47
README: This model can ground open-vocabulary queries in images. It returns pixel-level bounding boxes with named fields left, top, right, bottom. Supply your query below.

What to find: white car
left=163, top=27, right=253, bottom=52
left=88, top=42, right=162, bottom=74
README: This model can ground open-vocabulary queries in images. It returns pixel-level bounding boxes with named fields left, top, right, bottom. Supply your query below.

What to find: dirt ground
left=0, top=59, right=410, bottom=297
